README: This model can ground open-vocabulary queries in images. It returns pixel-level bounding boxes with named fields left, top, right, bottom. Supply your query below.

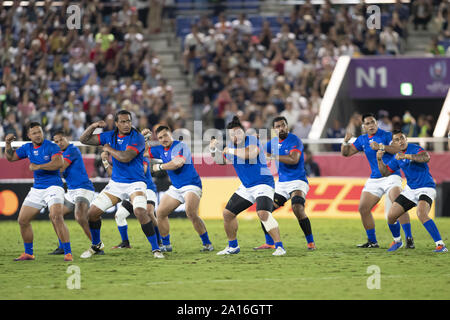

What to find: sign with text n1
left=349, top=57, right=450, bottom=99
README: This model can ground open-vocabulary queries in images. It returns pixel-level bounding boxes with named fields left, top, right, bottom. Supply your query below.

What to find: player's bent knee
left=261, top=212, right=279, bottom=232
left=132, top=195, right=147, bottom=211
left=291, top=195, right=305, bottom=207
left=115, top=205, right=130, bottom=227
left=91, top=192, right=113, bottom=213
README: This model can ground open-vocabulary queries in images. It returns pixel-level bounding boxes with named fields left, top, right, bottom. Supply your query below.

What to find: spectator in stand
left=379, top=25, right=400, bottom=55
left=292, top=114, right=312, bottom=139
left=304, top=149, right=321, bottom=177
left=377, top=110, right=392, bottom=132
left=412, top=0, right=433, bottom=31
left=182, top=24, right=206, bottom=74
left=402, top=111, right=419, bottom=137
left=327, top=119, right=346, bottom=152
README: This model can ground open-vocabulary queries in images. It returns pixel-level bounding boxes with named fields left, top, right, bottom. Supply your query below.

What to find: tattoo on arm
left=408, top=152, right=430, bottom=163
left=377, top=159, right=391, bottom=177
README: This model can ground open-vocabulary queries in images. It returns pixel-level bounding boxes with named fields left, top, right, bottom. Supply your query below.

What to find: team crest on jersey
left=164, top=152, right=168, bottom=156
left=118, top=139, right=124, bottom=145
left=33, top=150, right=39, bottom=156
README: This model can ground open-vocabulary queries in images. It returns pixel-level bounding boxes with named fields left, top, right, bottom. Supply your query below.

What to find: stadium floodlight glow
left=400, top=82, right=413, bottom=96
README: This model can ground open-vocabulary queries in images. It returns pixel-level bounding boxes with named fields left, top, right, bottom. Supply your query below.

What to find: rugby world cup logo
left=429, top=61, right=447, bottom=81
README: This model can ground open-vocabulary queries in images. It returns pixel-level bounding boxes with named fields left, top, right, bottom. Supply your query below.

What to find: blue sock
left=118, top=225, right=129, bottom=242
left=24, top=242, right=33, bottom=255
left=58, top=239, right=63, bottom=249
left=154, top=226, right=162, bottom=244
left=305, top=234, right=314, bottom=244
left=265, top=233, right=275, bottom=246
left=423, top=219, right=442, bottom=243
left=228, top=239, right=238, bottom=248
left=366, top=228, right=377, bottom=243
left=146, top=234, right=160, bottom=251
left=199, top=231, right=212, bottom=245
left=401, top=223, right=412, bottom=238
left=162, top=234, right=171, bottom=246
left=90, top=228, right=101, bottom=246
left=62, top=242, right=72, bottom=255
left=388, top=222, right=401, bottom=239
left=275, top=241, right=284, bottom=249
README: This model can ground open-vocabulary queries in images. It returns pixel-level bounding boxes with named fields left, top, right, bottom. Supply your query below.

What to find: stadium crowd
left=0, top=0, right=184, bottom=149
left=0, top=0, right=444, bottom=154
left=184, top=0, right=418, bottom=135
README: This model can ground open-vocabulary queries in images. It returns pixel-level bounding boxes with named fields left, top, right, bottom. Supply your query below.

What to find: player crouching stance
left=79, top=110, right=162, bottom=259
left=143, top=126, right=213, bottom=252
left=377, top=130, right=447, bottom=253
left=211, top=116, right=286, bottom=256
left=255, top=116, right=315, bottom=251
left=5, top=123, right=73, bottom=261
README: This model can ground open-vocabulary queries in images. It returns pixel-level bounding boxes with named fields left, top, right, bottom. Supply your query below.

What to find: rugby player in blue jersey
left=5, top=122, right=72, bottom=261
left=101, top=150, right=162, bottom=250
left=210, top=116, right=286, bottom=256
left=79, top=110, right=162, bottom=258
left=377, top=130, right=447, bottom=253
left=254, top=116, right=316, bottom=251
left=342, top=113, right=414, bottom=248
left=143, top=125, right=213, bottom=252
left=48, top=130, right=95, bottom=254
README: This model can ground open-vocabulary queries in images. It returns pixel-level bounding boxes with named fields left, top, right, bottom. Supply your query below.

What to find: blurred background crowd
left=0, top=0, right=447, bottom=155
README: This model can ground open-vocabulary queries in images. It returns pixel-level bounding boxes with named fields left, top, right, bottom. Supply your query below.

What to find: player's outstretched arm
left=376, top=150, right=391, bottom=177
left=341, top=132, right=358, bottom=157
left=4, top=134, right=20, bottom=162
left=80, top=121, right=106, bottom=146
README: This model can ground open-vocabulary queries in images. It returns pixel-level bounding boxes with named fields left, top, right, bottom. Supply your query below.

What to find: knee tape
left=261, top=213, right=279, bottom=232
left=115, top=204, right=130, bottom=227
left=291, top=195, right=305, bottom=206
left=91, top=192, right=113, bottom=212
left=133, top=195, right=147, bottom=210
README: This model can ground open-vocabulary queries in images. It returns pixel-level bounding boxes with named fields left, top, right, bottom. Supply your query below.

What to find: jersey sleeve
left=173, top=142, right=191, bottom=163
left=289, top=136, right=303, bottom=155
left=14, top=144, right=28, bottom=160
left=98, top=131, right=112, bottom=146
left=126, top=132, right=145, bottom=154
left=148, top=146, right=160, bottom=159
left=384, top=131, right=393, bottom=146
left=63, top=147, right=76, bottom=165
left=415, top=145, right=426, bottom=154
left=50, top=143, right=63, bottom=159
left=386, top=158, right=400, bottom=173
left=352, top=136, right=363, bottom=151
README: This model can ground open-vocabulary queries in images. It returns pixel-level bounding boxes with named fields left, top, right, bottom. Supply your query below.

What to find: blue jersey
left=149, top=140, right=202, bottom=189
left=225, top=135, right=274, bottom=188
left=353, top=129, right=401, bottom=179
left=62, top=144, right=94, bottom=191
left=15, top=139, right=64, bottom=189
left=266, top=133, right=308, bottom=184
left=143, top=157, right=157, bottom=192
left=99, top=129, right=146, bottom=183
left=386, top=144, right=435, bottom=189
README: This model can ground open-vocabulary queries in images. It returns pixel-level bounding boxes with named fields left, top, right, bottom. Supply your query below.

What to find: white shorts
left=65, top=188, right=95, bottom=206
left=401, top=185, right=436, bottom=205
left=102, top=180, right=147, bottom=201
left=362, top=175, right=402, bottom=199
left=23, top=186, right=65, bottom=210
left=275, top=180, right=309, bottom=200
left=166, top=185, right=202, bottom=204
left=146, top=189, right=157, bottom=204
left=235, top=184, right=275, bottom=203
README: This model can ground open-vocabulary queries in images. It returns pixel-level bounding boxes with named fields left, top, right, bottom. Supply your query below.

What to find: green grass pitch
left=0, top=217, right=449, bottom=300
